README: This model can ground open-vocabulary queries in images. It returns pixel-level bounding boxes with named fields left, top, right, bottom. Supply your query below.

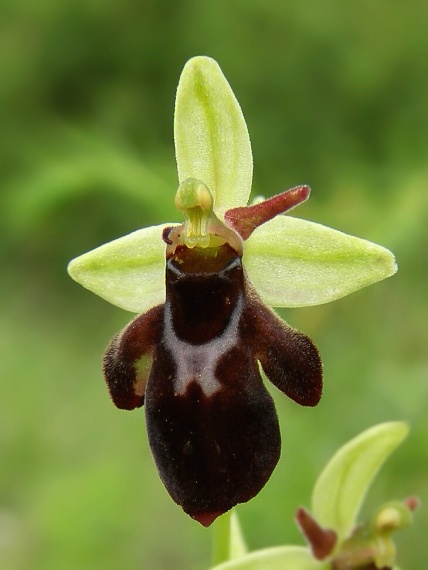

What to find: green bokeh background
left=1, top=1, right=427, bottom=568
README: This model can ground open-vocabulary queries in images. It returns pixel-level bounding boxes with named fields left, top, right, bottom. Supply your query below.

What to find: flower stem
left=212, top=510, right=232, bottom=566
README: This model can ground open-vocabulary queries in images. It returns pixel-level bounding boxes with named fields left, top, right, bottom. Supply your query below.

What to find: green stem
left=212, top=510, right=232, bottom=566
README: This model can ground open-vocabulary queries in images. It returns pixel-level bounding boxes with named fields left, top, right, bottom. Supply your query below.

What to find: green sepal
left=174, top=56, right=253, bottom=216
left=67, top=224, right=173, bottom=313
left=244, top=216, right=397, bottom=307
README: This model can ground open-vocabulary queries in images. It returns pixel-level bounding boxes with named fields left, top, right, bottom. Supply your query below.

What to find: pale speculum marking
left=163, top=295, right=244, bottom=397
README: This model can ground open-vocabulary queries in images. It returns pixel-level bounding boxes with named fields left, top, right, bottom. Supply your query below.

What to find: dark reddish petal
left=103, top=304, right=163, bottom=410
left=242, top=289, right=322, bottom=406
left=224, top=185, right=310, bottom=240
left=145, top=341, right=281, bottom=525
left=296, top=507, right=337, bottom=560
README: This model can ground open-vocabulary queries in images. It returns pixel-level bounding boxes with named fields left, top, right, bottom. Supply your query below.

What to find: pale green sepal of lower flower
left=210, top=546, right=326, bottom=570
left=67, top=224, right=172, bottom=313
left=311, top=422, right=409, bottom=545
left=244, top=216, right=397, bottom=307
left=174, top=56, right=253, bottom=217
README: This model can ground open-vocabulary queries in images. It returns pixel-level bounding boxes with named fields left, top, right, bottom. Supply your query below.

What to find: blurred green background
left=1, top=0, right=427, bottom=568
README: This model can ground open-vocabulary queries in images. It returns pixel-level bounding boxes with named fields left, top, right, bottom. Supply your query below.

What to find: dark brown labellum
left=103, top=242, right=322, bottom=525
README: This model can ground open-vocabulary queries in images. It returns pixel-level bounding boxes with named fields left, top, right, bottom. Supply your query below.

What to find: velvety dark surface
left=102, top=242, right=322, bottom=523
left=103, top=305, right=163, bottom=410
left=149, top=244, right=283, bottom=521
left=166, top=244, right=244, bottom=344
left=243, top=289, right=322, bottom=407
left=146, top=342, right=280, bottom=522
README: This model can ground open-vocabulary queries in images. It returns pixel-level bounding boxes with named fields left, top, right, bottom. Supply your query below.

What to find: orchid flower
left=67, top=56, right=397, bottom=526
left=210, top=423, right=417, bottom=570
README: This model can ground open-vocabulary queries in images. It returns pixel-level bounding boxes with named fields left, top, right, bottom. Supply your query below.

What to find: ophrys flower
left=68, top=56, right=396, bottom=526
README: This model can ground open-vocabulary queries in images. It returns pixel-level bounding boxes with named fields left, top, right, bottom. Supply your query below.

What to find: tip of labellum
left=190, top=510, right=223, bottom=527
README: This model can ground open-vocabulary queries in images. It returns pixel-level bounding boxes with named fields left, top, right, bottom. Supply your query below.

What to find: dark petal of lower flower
left=242, top=289, right=322, bottom=407
left=145, top=341, right=281, bottom=525
left=103, top=305, right=163, bottom=410
left=295, top=507, right=337, bottom=560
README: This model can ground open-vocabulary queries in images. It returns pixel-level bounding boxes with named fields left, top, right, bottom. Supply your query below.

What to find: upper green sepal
left=67, top=224, right=171, bottom=313
left=244, top=216, right=397, bottom=307
left=174, top=56, right=253, bottom=216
